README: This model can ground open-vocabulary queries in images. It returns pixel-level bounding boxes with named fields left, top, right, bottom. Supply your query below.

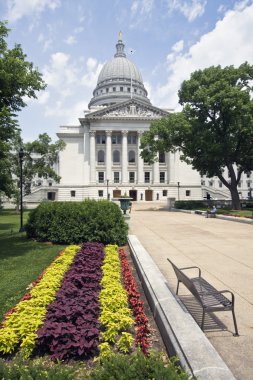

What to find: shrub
left=174, top=201, right=206, bottom=210
left=0, top=355, right=84, bottom=380
left=26, top=200, right=128, bottom=245
left=88, top=351, right=190, bottom=380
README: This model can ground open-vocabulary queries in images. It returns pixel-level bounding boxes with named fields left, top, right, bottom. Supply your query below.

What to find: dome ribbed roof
left=97, top=56, right=143, bottom=84
left=88, top=33, right=150, bottom=108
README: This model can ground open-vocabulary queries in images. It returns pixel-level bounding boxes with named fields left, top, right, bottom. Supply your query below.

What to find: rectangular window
left=129, top=172, right=135, bottom=183
left=160, top=172, right=165, bottom=183
left=98, top=172, right=104, bottom=183
left=112, top=135, right=121, bottom=144
left=127, top=87, right=130, bottom=92
left=113, top=87, right=116, bottom=92
left=96, top=134, right=106, bottom=144
left=247, top=173, right=251, bottom=178
left=120, top=87, right=123, bottom=92
left=98, top=190, right=103, bottom=197
left=114, top=172, right=120, bottom=183
left=219, top=181, right=222, bottom=188
left=238, top=182, right=241, bottom=188
left=127, top=135, right=137, bottom=144
left=49, top=182, right=52, bottom=187
left=247, top=181, right=251, bottom=188
left=70, top=190, right=76, bottom=197
left=186, top=190, right=191, bottom=196
left=106, top=88, right=109, bottom=93
left=144, top=172, right=150, bottom=183
left=47, top=192, right=55, bottom=201
left=162, top=190, right=167, bottom=197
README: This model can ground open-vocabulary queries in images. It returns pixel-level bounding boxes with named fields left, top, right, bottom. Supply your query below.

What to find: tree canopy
left=140, top=63, right=253, bottom=209
left=0, top=21, right=62, bottom=198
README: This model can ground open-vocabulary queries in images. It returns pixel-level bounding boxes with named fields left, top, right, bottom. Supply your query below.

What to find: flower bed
left=0, top=243, right=151, bottom=361
left=0, top=245, right=80, bottom=357
left=36, top=242, right=105, bottom=360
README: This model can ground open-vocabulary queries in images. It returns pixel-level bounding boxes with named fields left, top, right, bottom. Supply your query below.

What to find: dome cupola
left=88, top=32, right=150, bottom=108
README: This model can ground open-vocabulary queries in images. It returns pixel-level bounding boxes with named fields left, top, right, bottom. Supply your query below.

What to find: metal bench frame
left=167, top=258, right=239, bottom=336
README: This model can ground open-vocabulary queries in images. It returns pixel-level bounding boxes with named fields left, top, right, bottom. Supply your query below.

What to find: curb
left=128, top=235, right=236, bottom=380
left=174, top=209, right=253, bottom=225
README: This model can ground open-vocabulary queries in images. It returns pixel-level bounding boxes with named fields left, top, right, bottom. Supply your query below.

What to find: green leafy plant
left=0, top=245, right=79, bottom=357
left=26, top=200, right=128, bottom=245
left=89, top=350, right=190, bottom=380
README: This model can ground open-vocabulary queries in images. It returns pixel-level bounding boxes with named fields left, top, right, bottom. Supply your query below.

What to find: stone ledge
left=128, top=234, right=236, bottom=380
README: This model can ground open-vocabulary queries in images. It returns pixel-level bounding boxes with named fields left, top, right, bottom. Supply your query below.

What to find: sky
left=1, top=0, right=253, bottom=142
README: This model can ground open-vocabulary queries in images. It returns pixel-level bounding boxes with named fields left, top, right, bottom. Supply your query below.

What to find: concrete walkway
left=128, top=202, right=253, bottom=380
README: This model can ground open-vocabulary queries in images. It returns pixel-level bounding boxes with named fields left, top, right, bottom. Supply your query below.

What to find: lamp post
left=106, top=179, right=109, bottom=200
left=177, top=181, right=180, bottom=201
left=19, top=148, right=25, bottom=232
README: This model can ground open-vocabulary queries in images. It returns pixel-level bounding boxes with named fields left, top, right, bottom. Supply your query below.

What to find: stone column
left=122, top=130, right=128, bottom=184
left=106, top=130, right=112, bottom=182
left=168, top=152, right=176, bottom=184
left=137, top=131, right=144, bottom=184
left=153, top=156, right=159, bottom=184
left=153, top=136, right=159, bottom=184
left=89, top=131, right=96, bottom=183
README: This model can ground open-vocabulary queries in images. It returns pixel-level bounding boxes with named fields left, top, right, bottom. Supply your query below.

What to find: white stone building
left=23, top=34, right=252, bottom=206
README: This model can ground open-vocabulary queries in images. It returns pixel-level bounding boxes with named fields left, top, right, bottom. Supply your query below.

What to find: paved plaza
left=129, top=202, right=253, bottom=380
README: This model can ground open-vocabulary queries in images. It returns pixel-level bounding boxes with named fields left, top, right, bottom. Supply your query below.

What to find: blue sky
left=1, top=0, right=253, bottom=141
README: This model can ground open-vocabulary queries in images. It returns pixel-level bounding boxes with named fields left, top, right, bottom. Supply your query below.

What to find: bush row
left=174, top=200, right=206, bottom=210
left=26, top=200, right=128, bottom=245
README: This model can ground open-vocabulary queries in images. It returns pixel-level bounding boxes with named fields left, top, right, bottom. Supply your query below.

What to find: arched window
left=113, top=150, right=120, bottom=163
left=128, top=150, right=135, bottom=163
left=98, top=150, right=105, bottom=163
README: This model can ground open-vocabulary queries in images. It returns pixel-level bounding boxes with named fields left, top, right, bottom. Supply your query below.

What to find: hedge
left=26, top=200, right=128, bottom=245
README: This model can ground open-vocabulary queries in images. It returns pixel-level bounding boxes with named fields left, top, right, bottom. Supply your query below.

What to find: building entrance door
left=129, top=190, right=137, bottom=201
left=113, top=190, right=121, bottom=198
left=145, top=190, right=153, bottom=201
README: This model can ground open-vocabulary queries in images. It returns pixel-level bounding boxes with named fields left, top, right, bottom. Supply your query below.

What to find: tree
left=140, top=63, right=253, bottom=210
left=13, top=133, right=65, bottom=199
left=0, top=21, right=46, bottom=196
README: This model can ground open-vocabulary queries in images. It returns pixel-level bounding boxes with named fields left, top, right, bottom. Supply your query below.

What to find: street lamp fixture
left=19, top=148, right=25, bottom=232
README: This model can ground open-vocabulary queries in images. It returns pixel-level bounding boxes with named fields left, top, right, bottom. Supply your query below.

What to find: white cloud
left=167, top=0, right=206, bottom=22
left=172, top=40, right=184, bottom=53
left=40, top=53, right=103, bottom=122
left=130, top=0, right=154, bottom=27
left=6, top=0, right=61, bottom=23
left=64, top=35, right=77, bottom=45
left=152, top=3, right=253, bottom=108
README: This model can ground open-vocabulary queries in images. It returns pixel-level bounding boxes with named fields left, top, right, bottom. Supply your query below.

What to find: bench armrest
left=179, top=266, right=201, bottom=277
left=199, top=289, right=235, bottom=305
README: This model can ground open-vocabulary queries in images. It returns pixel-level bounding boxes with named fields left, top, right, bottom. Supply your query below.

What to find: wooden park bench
left=167, top=258, right=239, bottom=336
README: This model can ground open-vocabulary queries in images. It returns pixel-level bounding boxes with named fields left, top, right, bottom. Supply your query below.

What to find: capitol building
left=26, top=33, right=244, bottom=205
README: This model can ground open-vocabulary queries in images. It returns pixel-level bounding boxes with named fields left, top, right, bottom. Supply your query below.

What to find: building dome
left=88, top=33, right=150, bottom=108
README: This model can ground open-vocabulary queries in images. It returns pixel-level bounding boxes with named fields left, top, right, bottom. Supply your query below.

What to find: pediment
left=86, top=99, right=169, bottom=120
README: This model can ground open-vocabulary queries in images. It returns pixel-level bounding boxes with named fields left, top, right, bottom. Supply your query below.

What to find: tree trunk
left=230, top=185, right=241, bottom=210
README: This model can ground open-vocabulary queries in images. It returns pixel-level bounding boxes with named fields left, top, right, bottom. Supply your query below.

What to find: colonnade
left=89, top=129, right=174, bottom=185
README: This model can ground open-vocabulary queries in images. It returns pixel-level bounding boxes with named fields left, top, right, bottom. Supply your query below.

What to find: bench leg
left=176, top=280, right=181, bottom=295
left=232, top=308, right=239, bottom=336
left=201, top=309, right=205, bottom=330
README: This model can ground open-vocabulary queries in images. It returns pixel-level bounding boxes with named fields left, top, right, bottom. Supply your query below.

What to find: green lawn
left=0, top=210, right=66, bottom=321
left=217, top=208, right=253, bottom=218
